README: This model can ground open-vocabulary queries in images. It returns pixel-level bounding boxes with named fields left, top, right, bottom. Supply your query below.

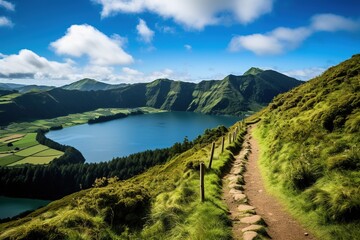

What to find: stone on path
left=233, top=193, right=247, bottom=202
left=241, top=224, right=264, bottom=233
left=243, top=231, right=258, bottom=240
left=230, top=188, right=243, bottom=195
left=240, top=215, right=263, bottom=224
left=228, top=183, right=243, bottom=190
left=237, top=204, right=255, bottom=212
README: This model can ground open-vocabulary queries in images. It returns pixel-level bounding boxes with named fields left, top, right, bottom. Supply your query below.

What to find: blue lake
left=46, top=112, right=241, bottom=163
left=0, top=196, right=50, bottom=219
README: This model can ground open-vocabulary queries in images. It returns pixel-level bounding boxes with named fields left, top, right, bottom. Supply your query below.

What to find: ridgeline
left=0, top=69, right=301, bottom=125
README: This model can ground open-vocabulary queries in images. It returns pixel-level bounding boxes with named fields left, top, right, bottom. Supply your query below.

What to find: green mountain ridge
left=0, top=69, right=302, bottom=125
left=61, top=78, right=128, bottom=91
left=243, top=67, right=264, bottom=75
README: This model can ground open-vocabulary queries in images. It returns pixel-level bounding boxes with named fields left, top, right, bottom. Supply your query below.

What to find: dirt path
left=223, top=125, right=316, bottom=240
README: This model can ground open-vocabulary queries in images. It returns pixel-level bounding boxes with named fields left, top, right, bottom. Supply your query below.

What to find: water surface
left=47, top=112, right=240, bottom=163
left=0, top=196, right=50, bottom=219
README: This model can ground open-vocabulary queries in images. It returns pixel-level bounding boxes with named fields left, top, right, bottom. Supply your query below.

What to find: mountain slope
left=253, top=54, right=360, bottom=239
left=0, top=69, right=302, bottom=125
left=0, top=125, right=246, bottom=239
left=61, top=78, right=128, bottom=91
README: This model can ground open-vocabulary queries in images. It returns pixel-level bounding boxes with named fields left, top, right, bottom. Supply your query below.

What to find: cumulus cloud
left=0, top=0, right=14, bottom=11
left=0, top=16, right=13, bottom=27
left=0, top=49, right=74, bottom=79
left=283, top=67, right=326, bottom=80
left=229, top=14, right=359, bottom=55
left=136, top=19, right=154, bottom=43
left=311, top=14, right=359, bottom=32
left=229, top=27, right=311, bottom=55
left=93, top=0, right=273, bottom=29
left=118, top=68, right=175, bottom=83
left=50, top=24, right=133, bottom=65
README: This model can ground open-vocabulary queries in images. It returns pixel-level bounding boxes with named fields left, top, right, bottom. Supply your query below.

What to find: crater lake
left=46, top=112, right=241, bottom=163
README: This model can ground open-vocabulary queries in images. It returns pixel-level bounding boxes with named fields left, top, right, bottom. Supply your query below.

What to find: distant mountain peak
left=244, top=67, right=264, bottom=76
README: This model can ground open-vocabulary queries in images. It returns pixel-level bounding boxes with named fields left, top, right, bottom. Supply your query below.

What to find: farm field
left=0, top=133, right=63, bottom=166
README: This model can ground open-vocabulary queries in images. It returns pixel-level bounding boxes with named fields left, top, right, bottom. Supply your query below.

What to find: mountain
left=252, top=54, right=360, bottom=238
left=0, top=82, right=25, bottom=90
left=0, top=82, right=54, bottom=93
left=0, top=69, right=302, bottom=125
left=61, top=78, right=128, bottom=91
left=16, top=85, right=55, bottom=93
left=243, top=67, right=264, bottom=75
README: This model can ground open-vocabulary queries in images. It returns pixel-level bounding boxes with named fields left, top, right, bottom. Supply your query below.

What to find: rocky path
left=222, top=125, right=316, bottom=240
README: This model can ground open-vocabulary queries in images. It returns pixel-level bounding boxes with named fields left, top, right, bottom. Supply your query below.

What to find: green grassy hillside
left=253, top=54, right=360, bottom=239
left=0, top=69, right=302, bottom=125
left=0, top=124, right=246, bottom=239
left=61, top=78, right=128, bottom=91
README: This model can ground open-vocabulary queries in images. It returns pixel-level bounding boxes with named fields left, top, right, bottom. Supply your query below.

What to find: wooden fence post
left=221, top=136, right=225, bottom=153
left=208, top=142, right=215, bottom=169
left=200, top=162, right=205, bottom=202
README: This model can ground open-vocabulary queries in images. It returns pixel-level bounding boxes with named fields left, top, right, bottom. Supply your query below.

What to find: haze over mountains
left=0, top=68, right=302, bottom=125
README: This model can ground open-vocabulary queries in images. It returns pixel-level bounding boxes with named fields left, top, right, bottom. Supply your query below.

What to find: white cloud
left=311, top=14, right=359, bottom=32
left=232, top=0, right=272, bottom=24
left=118, top=68, right=175, bottom=83
left=136, top=19, right=154, bottom=43
left=229, top=27, right=311, bottom=55
left=0, top=0, right=14, bottom=11
left=0, top=49, right=186, bottom=85
left=155, top=24, right=176, bottom=34
left=50, top=24, right=133, bottom=66
left=184, top=44, right=192, bottom=51
left=148, top=68, right=174, bottom=80
left=0, top=16, right=13, bottom=27
left=0, top=53, right=8, bottom=58
left=283, top=67, right=326, bottom=80
left=229, top=14, right=359, bottom=55
left=0, top=49, right=74, bottom=79
left=93, top=0, right=273, bottom=29
left=122, top=67, right=143, bottom=76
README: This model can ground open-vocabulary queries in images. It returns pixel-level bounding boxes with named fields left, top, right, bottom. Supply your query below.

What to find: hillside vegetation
left=61, top=78, right=128, bottom=91
left=254, top=54, right=360, bottom=239
left=0, top=69, right=301, bottom=125
left=0, top=123, right=247, bottom=239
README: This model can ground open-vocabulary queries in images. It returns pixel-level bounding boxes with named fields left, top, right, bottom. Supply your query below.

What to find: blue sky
left=0, top=0, right=359, bottom=86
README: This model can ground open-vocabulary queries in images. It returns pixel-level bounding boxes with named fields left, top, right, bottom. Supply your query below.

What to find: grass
left=0, top=122, right=247, bottom=239
left=15, top=145, right=49, bottom=157
left=33, top=149, right=63, bottom=157
left=0, top=154, right=24, bottom=166
left=0, top=134, right=25, bottom=142
left=252, top=54, right=360, bottom=239
left=9, top=156, right=58, bottom=166
left=0, top=133, right=62, bottom=166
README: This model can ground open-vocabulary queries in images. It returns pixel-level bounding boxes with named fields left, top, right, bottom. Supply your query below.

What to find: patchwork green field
left=0, top=133, right=63, bottom=166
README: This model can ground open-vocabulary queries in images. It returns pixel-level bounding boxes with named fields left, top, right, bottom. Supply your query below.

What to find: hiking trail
left=222, top=125, right=316, bottom=240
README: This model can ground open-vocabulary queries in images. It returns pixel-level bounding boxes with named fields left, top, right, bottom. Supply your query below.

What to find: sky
left=0, top=0, right=359, bottom=86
